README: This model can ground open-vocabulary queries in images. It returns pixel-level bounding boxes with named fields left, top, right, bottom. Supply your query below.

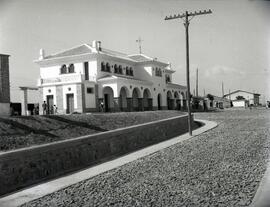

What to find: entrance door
left=104, top=94, right=109, bottom=112
left=66, top=94, right=74, bottom=114
left=157, top=94, right=161, bottom=110
left=46, top=95, right=54, bottom=114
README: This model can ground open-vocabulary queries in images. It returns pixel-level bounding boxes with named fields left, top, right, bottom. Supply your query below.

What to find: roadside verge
left=0, top=119, right=217, bottom=207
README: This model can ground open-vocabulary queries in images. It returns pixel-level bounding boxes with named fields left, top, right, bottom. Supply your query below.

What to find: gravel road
left=22, top=108, right=270, bottom=207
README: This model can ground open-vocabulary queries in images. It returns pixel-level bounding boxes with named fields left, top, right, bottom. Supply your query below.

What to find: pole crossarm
left=165, top=9, right=212, bottom=21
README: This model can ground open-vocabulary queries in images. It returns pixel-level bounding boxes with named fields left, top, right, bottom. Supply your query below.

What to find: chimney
left=39, top=48, right=45, bottom=60
left=92, top=40, right=101, bottom=52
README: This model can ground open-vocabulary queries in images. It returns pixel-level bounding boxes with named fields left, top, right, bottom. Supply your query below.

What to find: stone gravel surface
left=22, top=109, right=270, bottom=207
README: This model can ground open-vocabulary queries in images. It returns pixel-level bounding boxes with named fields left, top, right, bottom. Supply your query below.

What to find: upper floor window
left=129, top=67, right=133, bottom=76
left=155, top=68, right=162, bottom=77
left=60, top=65, right=67, bottom=74
left=165, top=74, right=171, bottom=83
left=114, top=64, right=118, bottom=73
left=68, top=64, right=75, bottom=73
left=105, top=62, right=111, bottom=72
left=101, top=62, right=106, bottom=71
left=126, top=66, right=130, bottom=75
left=119, top=65, right=123, bottom=74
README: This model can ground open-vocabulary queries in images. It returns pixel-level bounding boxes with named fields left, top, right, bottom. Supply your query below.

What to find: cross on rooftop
left=136, top=37, right=143, bottom=54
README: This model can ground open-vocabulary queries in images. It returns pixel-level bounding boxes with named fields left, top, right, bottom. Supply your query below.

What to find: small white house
left=35, top=41, right=187, bottom=114
left=224, top=90, right=260, bottom=107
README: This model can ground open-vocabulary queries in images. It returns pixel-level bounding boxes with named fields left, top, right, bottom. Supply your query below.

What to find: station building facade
left=35, top=41, right=187, bottom=114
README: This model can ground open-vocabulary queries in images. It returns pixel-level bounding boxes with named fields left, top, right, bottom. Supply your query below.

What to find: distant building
left=224, top=90, right=260, bottom=107
left=205, top=94, right=231, bottom=109
left=35, top=40, right=187, bottom=114
left=0, top=54, right=10, bottom=115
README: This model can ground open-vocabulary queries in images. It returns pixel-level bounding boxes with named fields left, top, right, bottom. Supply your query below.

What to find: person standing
left=42, top=101, right=47, bottom=115
left=53, top=105, right=58, bottom=114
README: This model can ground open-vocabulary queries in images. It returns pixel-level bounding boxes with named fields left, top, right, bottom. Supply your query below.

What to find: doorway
left=66, top=94, right=74, bottom=114
left=104, top=94, right=109, bottom=112
left=46, top=95, right=54, bottom=114
left=157, top=94, right=161, bottom=110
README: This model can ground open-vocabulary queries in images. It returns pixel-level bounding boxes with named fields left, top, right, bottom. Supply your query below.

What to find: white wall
left=232, top=100, right=246, bottom=107
left=62, top=84, right=78, bottom=109
left=84, top=82, right=96, bottom=109
left=42, top=86, right=57, bottom=105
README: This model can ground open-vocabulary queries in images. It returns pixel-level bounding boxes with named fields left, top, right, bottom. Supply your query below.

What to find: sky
left=0, top=0, right=269, bottom=103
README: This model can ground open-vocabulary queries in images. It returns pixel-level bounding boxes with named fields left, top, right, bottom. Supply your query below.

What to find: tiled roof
left=166, top=83, right=186, bottom=90
left=100, top=48, right=135, bottom=61
left=45, top=44, right=93, bottom=59
left=224, top=90, right=260, bottom=97
left=128, top=54, right=153, bottom=62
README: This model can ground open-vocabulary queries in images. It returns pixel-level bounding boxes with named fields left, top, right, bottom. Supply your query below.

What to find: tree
left=206, top=94, right=214, bottom=101
left=236, top=95, right=245, bottom=100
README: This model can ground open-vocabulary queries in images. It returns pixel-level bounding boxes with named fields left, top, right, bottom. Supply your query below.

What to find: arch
left=143, top=88, right=151, bottom=110
left=68, top=64, right=74, bottom=73
left=105, top=62, right=110, bottom=72
left=119, top=86, right=129, bottom=111
left=101, top=62, right=106, bottom=71
left=130, top=67, right=133, bottom=76
left=180, top=91, right=185, bottom=99
left=126, top=67, right=130, bottom=75
left=157, top=93, right=162, bottom=110
left=119, top=65, right=123, bottom=74
left=167, top=91, right=173, bottom=110
left=60, top=64, right=67, bottom=74
left=103, top=86, right=114, bottom=112
left=174, top=91, right=179, bottom=99
left=114, top=64, right=118, bottom=73
left=132, top=87, right=141, bottom=111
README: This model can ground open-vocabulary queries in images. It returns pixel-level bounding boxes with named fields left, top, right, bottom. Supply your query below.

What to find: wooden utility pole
left=165, top=9, right=212, bottom=136
left=196, top=68, right=198, bottom=97
left=222, top=82, right=224, bottom=97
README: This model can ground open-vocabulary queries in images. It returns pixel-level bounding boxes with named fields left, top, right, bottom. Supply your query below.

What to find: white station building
left=35, top=41, right=187, bottom=114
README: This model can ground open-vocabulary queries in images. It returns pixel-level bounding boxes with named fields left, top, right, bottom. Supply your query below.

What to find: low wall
left=0, top=114, right=193, bottom=196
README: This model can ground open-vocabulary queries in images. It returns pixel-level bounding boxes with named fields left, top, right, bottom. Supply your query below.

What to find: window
left=165, top=74, right=171, bottom=83
left=68, top=64, right=75, bottom=73
left=60, top=65, right=67, bottom=74
left=119, top=65, right=123, bottom=74
left=106, top=63, right=110, bottom=72
left=130, top=67, right=133, bottom=76
left=155, top=67, right=162, bottom=77
left=126, top=67, right=130, bottom=75
left=114, top=64, right=118, bottom=73
left=101, top=62, right=106, bottom=71
left=84, top=62, right=89, bottom=80
left=87, top=87, right=94, bottom=94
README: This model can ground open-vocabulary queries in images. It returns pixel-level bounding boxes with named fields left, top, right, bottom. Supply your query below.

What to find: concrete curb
left=250, top=162, right=270, bottom=207
left=0, top=119, right=217, bottom=207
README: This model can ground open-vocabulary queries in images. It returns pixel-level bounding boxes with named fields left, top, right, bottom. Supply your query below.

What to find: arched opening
left=101, top=62, right=106, bottom=71
left=68, top=64, right=75, bottom=73
left=119, top=65, right=123, bottom=74
left=119, top=87, right=128, bottom=111
left=132, top=87, right=140, bottom=111
left=167, top=91, right=173, bottom=110
left=103, top=86, right=114, bottom=112
left=157, top=93, right=162, bottom=110
left=181, top=92, right=186, bottom=110
left=143, top=88, right=151, bottom=111
left=105, top=63, right=110, bottom=72
left=60, top=65, right=67, bottom=74
left=174, top=91, right=180, bottom=110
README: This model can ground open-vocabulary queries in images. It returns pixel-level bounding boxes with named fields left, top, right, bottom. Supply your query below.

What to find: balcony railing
left=38, top=74, right=95, bottom=86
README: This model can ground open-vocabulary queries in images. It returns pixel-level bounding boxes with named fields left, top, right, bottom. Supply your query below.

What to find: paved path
left=4, top=109, right=270, bottom=207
